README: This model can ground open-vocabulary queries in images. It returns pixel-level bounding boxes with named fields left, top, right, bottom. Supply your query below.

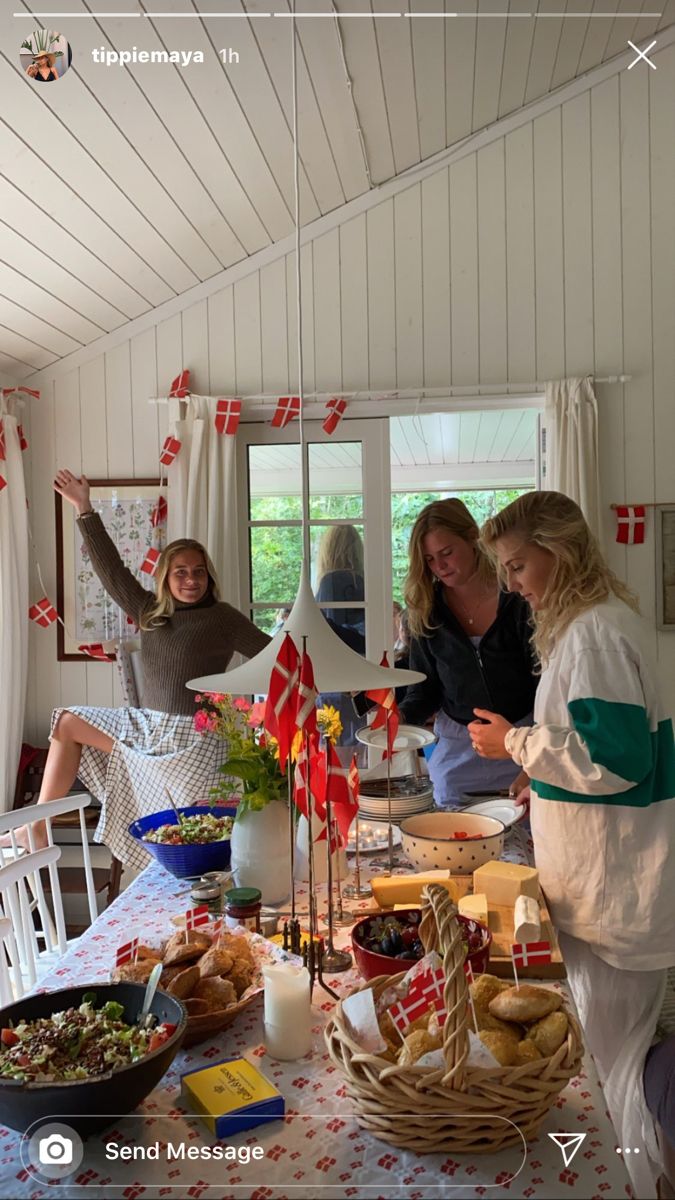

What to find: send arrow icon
left=548, top=1132, right=587, bottom=1167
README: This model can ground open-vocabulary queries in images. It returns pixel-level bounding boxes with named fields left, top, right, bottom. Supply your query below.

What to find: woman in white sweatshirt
left=468, top=490, right=675, bottom=1195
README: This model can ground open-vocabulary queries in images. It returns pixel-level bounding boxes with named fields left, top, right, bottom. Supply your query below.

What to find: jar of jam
left=224, top=887, right=262, bottom=933
left=190, top=881, right=221, bottom=915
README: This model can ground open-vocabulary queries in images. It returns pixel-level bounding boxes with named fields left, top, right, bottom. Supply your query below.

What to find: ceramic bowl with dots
left=399, top=811, right=505, bottom=875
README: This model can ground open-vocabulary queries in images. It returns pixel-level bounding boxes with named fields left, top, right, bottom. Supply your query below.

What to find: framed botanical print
left=55, top=478, right=163, bottom=661
left=656, top=505, right=675, bottom=630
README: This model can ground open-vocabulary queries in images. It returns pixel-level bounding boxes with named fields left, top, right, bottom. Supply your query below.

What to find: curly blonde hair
left=480, top=491, right=639, bottom=665
left=316, top=524, right=364, bottom=581
left=140, top=539, right=220, bottom=630
left=403, top=499, right=496, bottom=637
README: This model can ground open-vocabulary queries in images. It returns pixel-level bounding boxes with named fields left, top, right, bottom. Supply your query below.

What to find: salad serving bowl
left=129, top=803, right=238, bottom=879
left=0, top=983, right=187, bottom=1135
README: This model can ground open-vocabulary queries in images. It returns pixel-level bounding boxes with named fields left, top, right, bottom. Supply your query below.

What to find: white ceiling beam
left=250, top=459, right=535, bottom=495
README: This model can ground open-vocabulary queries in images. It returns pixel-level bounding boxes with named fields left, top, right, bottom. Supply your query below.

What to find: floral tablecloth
left=0, top=827, right=634, bottom=1199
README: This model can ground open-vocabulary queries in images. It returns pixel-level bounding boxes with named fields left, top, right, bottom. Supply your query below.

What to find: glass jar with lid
left=224, top=887, right=262, bottom=933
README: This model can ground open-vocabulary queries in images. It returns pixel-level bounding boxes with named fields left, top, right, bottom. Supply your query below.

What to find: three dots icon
left=616, top=1147, right=641, bottom=1155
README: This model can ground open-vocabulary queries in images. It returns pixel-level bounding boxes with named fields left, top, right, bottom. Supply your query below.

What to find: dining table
left=0, top=820, right=635, bottom=1199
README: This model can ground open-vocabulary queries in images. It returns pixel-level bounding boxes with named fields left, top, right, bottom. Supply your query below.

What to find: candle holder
left=321, top=801, right=353, bottom=967
left=343, top=813, right=372, bottom=900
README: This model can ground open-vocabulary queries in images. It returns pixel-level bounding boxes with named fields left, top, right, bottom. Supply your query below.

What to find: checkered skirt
left=51, top=707, right=230, bottom=870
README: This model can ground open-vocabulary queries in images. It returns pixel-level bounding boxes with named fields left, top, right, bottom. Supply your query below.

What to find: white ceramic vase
left=294, top=812, right=347, bottom=885
left=230, top=800, right=291, bottom=905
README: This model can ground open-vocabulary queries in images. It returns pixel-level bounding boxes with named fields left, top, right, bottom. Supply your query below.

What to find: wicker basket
left=325, top=884, right=584, bottom=1154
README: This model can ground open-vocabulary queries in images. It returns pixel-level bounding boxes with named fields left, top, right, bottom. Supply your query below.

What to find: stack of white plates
left=357, top=791, right=435, bottom=823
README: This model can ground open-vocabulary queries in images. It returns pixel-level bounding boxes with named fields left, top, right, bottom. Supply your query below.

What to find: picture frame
left=55, top=478, right=163, bottom=661
left=656, top=504, right=675, bottom=631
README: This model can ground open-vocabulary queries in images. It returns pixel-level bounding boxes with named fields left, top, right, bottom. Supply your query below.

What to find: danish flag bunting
left=215, top=398, right=241, bottom=436
left=160, top=436, right=182, bottom=467
left=185, top=905, right=210, bottom=931
left=115, top=936, right=138, bottom=966
left=29, top=597, right=58, bottom=627
left=271, top=396, right=300, bottom=429
left=365, top=652, right=400, bottom=758
left=511, top=941, right=552, bottom=969
left=0, top=421, right=5, bottom=461
left=78, top=643, right=115, bottom=661
left=17, top=425, right=28, bottom=451
left=1, top=386, right=40, bottom=400
left=168, top=369, right=190, bottom=399
left=151, top=495, right=168, bottom=527
left=264, top=633, right=300, bottom=772
left=615, top=505, right=646, bottom=545
left=140, top=546, right=161, bottom=576
left=295, top=650, right=318, bottom=737
left=322, top=397, right=347, bottom=436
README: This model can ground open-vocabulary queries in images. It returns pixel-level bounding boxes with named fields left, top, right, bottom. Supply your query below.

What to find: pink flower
left=247, top=701, right=266, bottom=728
left=194, top=694, right=202, bottom=703
left=205, top=691, right=225, bottom=703
left=194, top=710, right=217, bottom=733
left=233, top=697, right=252, bottom=712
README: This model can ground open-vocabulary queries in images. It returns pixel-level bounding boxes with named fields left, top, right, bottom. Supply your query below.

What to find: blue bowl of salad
left=129, top=804, right=238, bottom=879
left=0, top=983, right=187, bottom=1135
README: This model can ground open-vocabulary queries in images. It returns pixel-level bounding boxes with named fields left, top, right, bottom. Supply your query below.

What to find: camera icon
left=38, top=1133, right=73, bottom=1166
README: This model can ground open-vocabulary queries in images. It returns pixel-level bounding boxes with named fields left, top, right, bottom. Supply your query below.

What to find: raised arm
left=54, top=469, right=152, bottom=623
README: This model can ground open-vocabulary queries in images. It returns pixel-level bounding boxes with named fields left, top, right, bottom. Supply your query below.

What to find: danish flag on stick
left=615, top=505, right=646, bottom=544
left=271, top=396, right=300, bottom=429
left=78, top=643, right=115, bottom=661
left=264, top=633, right=300, bottom=772
left=185, top=905, right=210, bottom=931
left=511, top=941, right=552, bottom=969
left=215, top=398, right=241, bottom=436
left=115, top=936, right=139, bottom=966
left=388, top=966, right=446, bottom=1033
left=322, top=397, right=347, bottom=436
left=295, top=650, right=318, bottom=737
left=169, top=369, right=190, bottom=399
left=293, top=732, right=322, bottom=822
left=29, top=597, right=58, bottom=627
left=151, top=495, right=168, bottom=527
left=140, top=546, right=161, bottom=576
left=160, top=436, right=182, bottom=467
left=365, top=652, right=400, bottom=759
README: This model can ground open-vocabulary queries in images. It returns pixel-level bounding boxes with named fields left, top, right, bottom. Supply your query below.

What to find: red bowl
left=351, top=907, right=492, bottom=982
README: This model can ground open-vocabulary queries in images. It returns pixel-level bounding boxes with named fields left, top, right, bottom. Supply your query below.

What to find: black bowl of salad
left=0, top=983, right=187, bottom=1135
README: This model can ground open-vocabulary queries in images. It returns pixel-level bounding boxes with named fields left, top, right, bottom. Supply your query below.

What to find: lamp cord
left=290, top=0, right=310, bottom=569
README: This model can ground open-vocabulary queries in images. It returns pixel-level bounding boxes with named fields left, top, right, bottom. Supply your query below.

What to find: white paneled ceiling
left=249, top=409, right=537, bottom=492
left=1, top=0, right=672, bottom=376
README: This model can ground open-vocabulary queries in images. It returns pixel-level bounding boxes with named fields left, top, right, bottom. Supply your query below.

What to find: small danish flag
left=389, top=966, right=446, bottom=1032
left=160, top=436, right=182, bottom=467
left=185, top=905, right=210, bottom=931
left=271, top=396, right=300, bottom=429
left=1, top=386, right=40, bottom=400
left=29, top=597, right=58, bottom=627
left=169, top=369, right=190, bottom=399
left=366, top=652, right=400, bottom=759
left=17, top=425, right=28, bottom=451
left=511, top=941, right=552, bottom=968
left=0, top=421, right=5, bottom=461
left=115, top=936, right=139, bottom=966
left=140, top=546, right=161, bottom=576
left=615, top=505, right=646, bottom=545
left=0, top=475, right=6, bottom=493
left=323, top=396, right=347, bottom=436
left=151, top=495, right=168, bottom=527
left=215, top=397, right=241, bottom=436
left=295, top=650, right=318, bottom=736
left=263, top=632, right=300, bottom=772
left=78, top=643, right=115, bottom=662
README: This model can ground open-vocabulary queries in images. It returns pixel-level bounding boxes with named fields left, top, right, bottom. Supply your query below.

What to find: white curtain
left=0, top=397, right=29, bottom=812
left=543, top=377, right=602, bottom=538
left=165, top=395, right=240, bottom=606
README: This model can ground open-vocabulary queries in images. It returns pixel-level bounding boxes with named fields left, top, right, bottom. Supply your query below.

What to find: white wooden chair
left=0, top=796, right=99, bottom=946
left=0, top=845, right=63, bottom=997
left=0, top=915, right=19, bottom=1006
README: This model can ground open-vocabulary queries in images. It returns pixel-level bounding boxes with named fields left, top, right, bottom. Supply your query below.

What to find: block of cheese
left=371, top=871, right=459, bottom=909
left=513, top=894, right=541, bottom=944
left=472, top=861, right=539, bottom=906
left=458, top=892, right=488, bottom=926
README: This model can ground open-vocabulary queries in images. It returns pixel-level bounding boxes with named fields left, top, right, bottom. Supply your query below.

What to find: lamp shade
left=187, top=572, right=425, bottom=695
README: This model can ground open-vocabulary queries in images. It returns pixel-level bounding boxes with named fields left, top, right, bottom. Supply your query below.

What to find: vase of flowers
left=194, top=693, right=291, bottom=904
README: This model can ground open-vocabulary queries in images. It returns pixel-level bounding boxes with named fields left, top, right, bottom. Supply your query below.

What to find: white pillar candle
left=263, top=963, right=312, bottom=1061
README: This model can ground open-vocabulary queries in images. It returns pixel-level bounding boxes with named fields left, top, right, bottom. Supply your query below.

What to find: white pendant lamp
left=187, top=570, right=424, bottom=695
left=187, top=7, right=426, bottom=702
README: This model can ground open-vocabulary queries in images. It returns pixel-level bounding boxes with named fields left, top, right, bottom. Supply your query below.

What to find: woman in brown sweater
left=21, top=469, right=269, bottom=863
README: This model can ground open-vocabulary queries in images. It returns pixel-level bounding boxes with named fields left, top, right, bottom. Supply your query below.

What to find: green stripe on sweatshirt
left=532, top=716, right=675, bottom=807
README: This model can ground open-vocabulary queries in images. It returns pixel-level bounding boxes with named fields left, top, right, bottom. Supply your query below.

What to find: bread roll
left=526, top=1010, right=569, bottom=1056
left=515, top=1038, right=542, bottom=1064
left=488, top=984, right=562, bottom=1024
left=470, top=974, right=511, bottom=1010
left=478, top=1029, right=518, bottom=1066
left=167, top=964, right=200, bottom=1000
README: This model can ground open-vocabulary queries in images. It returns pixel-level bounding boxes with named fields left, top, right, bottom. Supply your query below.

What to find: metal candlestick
left=333, top=817, right=355, bottom=925
left=343, top=811, right=372, bottom=900
left=320, top=799, right=352, bottom=971
left=287, top=758, right=296, bottom=922
left=302, top=935, right=338, bottom=1000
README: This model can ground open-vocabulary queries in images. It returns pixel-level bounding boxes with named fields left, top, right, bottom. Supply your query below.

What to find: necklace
left=449, top=587, right=495, bottom=627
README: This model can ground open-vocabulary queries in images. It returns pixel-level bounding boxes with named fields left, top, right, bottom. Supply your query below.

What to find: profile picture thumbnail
left=20, top=29, right=72, bottom=83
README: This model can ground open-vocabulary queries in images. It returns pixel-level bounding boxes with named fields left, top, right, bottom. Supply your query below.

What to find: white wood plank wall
left=20, top=43, right=675, bottom=740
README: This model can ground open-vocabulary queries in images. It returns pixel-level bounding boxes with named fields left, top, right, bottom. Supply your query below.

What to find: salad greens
left=143, top=811, right=234, bottom=846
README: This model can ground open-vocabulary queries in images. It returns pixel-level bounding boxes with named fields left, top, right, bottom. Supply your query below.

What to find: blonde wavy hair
left=140, top=539, right=220, bottom=630
left=404, top=499, right=496, bottom=637
left=316, top=524, right=364, bottom=581
left=480, top=491, right=639, bottom=665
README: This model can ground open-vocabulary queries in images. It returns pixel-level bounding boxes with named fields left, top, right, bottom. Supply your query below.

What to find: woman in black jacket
left=400, top=499, right=537, bottom=807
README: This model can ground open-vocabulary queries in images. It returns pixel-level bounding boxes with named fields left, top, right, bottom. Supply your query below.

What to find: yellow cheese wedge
left=458, top=892, right=488, bottom=926
left=371, top=871, right=459, bottom=909
left=472, top=861, right=539, bottom=906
